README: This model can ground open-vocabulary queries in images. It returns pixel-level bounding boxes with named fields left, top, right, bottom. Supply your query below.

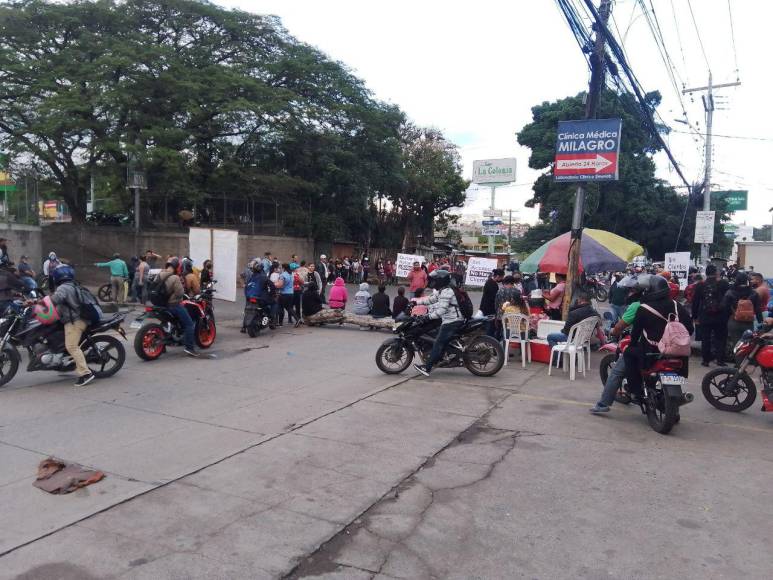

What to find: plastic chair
left=503, top=313, right=531, bottom=368
left=547, top=318, right=598, bottom=380
left=580, top=317, right=602, bottom=372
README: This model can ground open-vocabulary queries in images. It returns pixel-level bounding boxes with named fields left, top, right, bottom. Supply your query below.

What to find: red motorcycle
left=600, top=331, right=693, bottom=434
left=701, top=329, right=773, bottom=413
left=132, top=284, right=217, bottom=360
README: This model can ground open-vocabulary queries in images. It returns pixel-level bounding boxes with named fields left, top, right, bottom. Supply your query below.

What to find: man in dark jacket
left=480, top=269, right=504, bottom=316
left=691, top=264, right=729, bottom=366
left=624, top=275, right=694, bottom=399
left=371, top=285, right=391, bottom=318
left=546, top=291, right=599, bottom=352
left=0, top=265, right=25, bottom=313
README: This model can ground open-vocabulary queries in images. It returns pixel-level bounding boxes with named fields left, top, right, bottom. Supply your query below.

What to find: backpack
left=264, top=279, right=277, bottom=298
left=452, top=287, right=474, bottom=320
left=293, top=273, right=302, bottom=292
left=75, top=283, right=103, bottom=324
left=640, top=302, right=692, bottom=357
left=733, top=297, right=755, bottom=323
left=701, top=282, right=722, bottom=315
left=147, top=272, right=172, bottom=307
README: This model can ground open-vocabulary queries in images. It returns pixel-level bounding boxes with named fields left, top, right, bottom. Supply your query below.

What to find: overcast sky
left=222, top=0, right=772, bottom=228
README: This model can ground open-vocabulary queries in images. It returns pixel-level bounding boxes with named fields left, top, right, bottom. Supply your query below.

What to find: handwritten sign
left=464, top=257, right=498, bottom=287
left=396, top=253, right=426, bottom=278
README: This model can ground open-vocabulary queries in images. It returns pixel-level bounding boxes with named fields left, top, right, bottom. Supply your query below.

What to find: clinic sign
left=554, top=118, right=621, bottom=182
left=472, top=158, right=517, bottom=184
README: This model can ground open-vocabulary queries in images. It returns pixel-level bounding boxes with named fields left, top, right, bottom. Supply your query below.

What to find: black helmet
left=428, top=268, right=451, bottom=290
left=641, top=274, right=669, bottom=302
left=734, top=272, right=750, bottom=288
left=166, top=257, right=180, bottom=271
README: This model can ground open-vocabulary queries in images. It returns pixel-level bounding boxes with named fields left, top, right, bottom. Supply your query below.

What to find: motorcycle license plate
left=130, top=320, right=142, bottom=330
left=661, top=373, right=686, bottom=386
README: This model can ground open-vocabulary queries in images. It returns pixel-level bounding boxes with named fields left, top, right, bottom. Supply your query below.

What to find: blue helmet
left=52, top=264, right=75, bottom=284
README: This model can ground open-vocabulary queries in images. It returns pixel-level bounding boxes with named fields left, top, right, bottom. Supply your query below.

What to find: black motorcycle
left=242, top=297, right=273, bottom=337
left=0, top=302, right=127, bottom=387
left=376, top=315, right=504, bottom=377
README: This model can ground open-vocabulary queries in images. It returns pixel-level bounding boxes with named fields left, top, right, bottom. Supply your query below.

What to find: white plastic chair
left=547, top=318, right=598, bottom=380
left=503, top=313, right=531, bottom=368
left=581, top=317, right=601, bottom=371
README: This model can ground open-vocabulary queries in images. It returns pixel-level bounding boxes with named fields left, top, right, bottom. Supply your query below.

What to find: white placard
left=212, top=229, right=238, bottom=302
left=694, top=211, right=715, bottom=244
left=395, top=253, right=426, bottom=278
left=664, top=251, right=691, bottom=289
left=472, top=158, right=517, bottom=184
left=464, top=257, right=499, bottom=286
left=188, top=227, right=212, bottom=269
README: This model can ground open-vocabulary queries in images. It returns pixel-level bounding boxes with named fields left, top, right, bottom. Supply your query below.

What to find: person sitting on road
left=410, top=287, right=428, bottom=316
left=371, top=285, right=391, bottom=319
left=590, top=275, right=645, bottom=414
left=353, top=282, right=372, bottom=316
left=392, top=285, right=410, bottom=320
left=48, top=265, right=96, bottom=386
left=160, top=257, right=198, bottom=357
left=301, top=282, right=325, bottom=324
left=413, top=269, right=464, bottom=377
left=328, top=277, right=348, bottom=310
left=623, top=275, right=693, bottom=403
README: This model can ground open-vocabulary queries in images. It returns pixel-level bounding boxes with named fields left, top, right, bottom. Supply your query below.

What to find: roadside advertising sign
left=472, top=158, right=517, bottom=184
left=481, top=226, right=502, bottom=236
left=712, top=190, right=748, bottom=212
left=554, top=118, right=622, bottom=182
left=483, top=209, right=503, bottom=217
left=694, top=211, right=716, bottom=244
left=481, top=219, right=503, bottom=226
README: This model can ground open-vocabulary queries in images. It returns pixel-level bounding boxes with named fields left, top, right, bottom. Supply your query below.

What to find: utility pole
left=487, top=185, right=497, bottom=255
left=506, top=209, right=513, bottom=266
left=563, top=0, right=612, bottom=318
left=683, top=74, right=741, bottom=265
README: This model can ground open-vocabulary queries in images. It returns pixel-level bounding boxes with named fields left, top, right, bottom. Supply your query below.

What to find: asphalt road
left=0, top=288, right=771, bottom=579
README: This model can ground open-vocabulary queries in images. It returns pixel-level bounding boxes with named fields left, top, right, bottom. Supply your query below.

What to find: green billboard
left=712, top=190, right=748, bottom=212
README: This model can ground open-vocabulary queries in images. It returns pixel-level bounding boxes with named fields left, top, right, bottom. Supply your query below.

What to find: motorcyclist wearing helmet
left=412, top=269, right=464, bottom=376
left=181, top=257, right=200, bottom=295
left=48, top=265, right=95, bottom=386
left=161, top=257, right=198, bottom=357
left=622, top=275, right=693, bottom=401
left=590, top=274, right=646, bottom=413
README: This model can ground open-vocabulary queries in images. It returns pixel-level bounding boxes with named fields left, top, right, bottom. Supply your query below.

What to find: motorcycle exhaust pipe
left=679, top=392, right=694, bottom=406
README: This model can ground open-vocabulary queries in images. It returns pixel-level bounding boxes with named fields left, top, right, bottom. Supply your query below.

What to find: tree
left=389, top=125, right=468, bottom=250
left=516, top=90, right=730, bottom=260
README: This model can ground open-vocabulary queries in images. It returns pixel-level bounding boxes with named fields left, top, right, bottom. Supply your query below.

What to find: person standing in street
left=95, top=253, right=129, bottom=303
left=608, top=273, right=627, bottom=324
left=43, top=252, right=61, bottom=291
left=134, top=255, right=150, bottom=304
left=692, top=264, right=730, bottom=367
left=407, top=261, right=428, bottom=298
left=543, top=273, right=566, bottom=321
left=722, top=272, right=763, bottom=357
left=278, top=263, right=296, bottom=325
left=49, top=265, right=96, bottom=386
left=750, top=273, right=770, bottom=313
left=480, top=268, right=504, bottom=317
left=316, top=254, right=330, bottom=303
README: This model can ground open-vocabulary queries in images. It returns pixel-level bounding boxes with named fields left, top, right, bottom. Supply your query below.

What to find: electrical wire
left=686, top=0, right=711, bottom=72
left=727, top=0, right=740, bottom=79
left=670, top=130, right=773, bottom=142
left=669, top=0, right=689, bottom=86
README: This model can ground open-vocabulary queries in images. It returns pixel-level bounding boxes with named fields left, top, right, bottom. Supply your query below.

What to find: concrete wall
left=40, top=224, right=315, bottom=284
left=0, top=223, right=43, bottom=266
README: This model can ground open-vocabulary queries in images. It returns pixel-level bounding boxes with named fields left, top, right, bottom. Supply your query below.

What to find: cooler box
left=537, top=319, right=564, bottom=339
left=509, top=338, right=551, bottom=364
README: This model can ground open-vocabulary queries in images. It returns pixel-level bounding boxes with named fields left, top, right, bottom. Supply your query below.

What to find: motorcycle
left=599, top=331, right=693, bottom=434
left=582, top=276, right=608, bottom=302
left=132, top=284, right=217, bottom=360
left=701, top=328, right=773, bottom=413
left=242, top=297, right=273, bottom=337
left=375, top=314, right=504, bottom=377
left=0, top=301, right=127, bottom=387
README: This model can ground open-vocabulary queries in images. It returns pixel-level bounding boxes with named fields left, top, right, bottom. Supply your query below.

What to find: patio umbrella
left=520, top=228, right=643, bottom=274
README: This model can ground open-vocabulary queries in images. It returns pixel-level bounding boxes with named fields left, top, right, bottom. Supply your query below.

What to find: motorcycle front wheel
left=595, top=286, right=608, bottom=302
left=84, top=335, right=126, bottom=378
left=464, top=335, right=505, bottom=377
left=375, top=339, right=414, bottom=374
left=134, top=323, right=166, bottom=361
left=98, top=283, right=113, bottom=302
left=645, top=380, right=678, bottom=435
left=196, top=317, right=217, bottom=349
left=701, top=367, right=757, bottom=412
left=0, top=344, right=20, bottom=387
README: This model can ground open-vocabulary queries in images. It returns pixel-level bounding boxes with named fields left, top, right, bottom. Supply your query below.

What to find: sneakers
left=414, top=364, right=431, bottom=377
left=589, top=403, right=610, bottom=414
left=75, top=373, right=96, bottom=387
left=184, top=347, right=200, bottom=358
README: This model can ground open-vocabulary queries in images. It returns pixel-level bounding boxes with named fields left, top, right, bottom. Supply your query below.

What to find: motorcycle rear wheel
left=84, top=335, right=126, bottom=378
left=0, top=344, right=20, bottom=387
left=701, top=367, right=757, bottom=412
left=375, top=339, right=414, bottom=374
left=595, top=287, right=608, bottom=302
left=134, top=323, right=166, bottom=361
left=645, top=381, right=678, bottom=434
left=98, top=283, right=112, bottom=302
left=464, top=335, right=505, bottom=377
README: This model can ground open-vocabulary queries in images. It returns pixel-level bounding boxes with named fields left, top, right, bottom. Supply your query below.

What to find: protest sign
left=464, top=257, right=498, bottom=286
left=396, top=253, right=425, bottom=278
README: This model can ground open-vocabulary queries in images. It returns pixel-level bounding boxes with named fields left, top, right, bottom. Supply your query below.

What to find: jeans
left=64, top=319, right=90, bottom=377
left=293, top=291, right=302, bottom=319
left=279, top=293, right=295, bottom=324
left=699, top=320, right=728, bottom=364
left=427, top=320, right=464, bottom=369
left=547, top=332, right=568, bottom=366
left=169, top=304, right=195, bottom=350
left=598, top=356, right=626, bottom=407
left=609, top=304, right=626, bottom=324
